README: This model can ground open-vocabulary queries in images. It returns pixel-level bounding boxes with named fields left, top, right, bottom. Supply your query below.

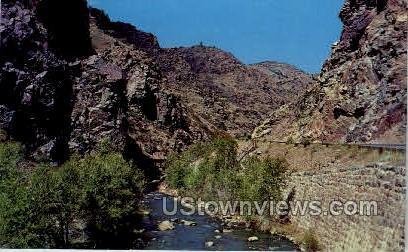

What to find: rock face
left=0, top=0, right=315, bottom=168
left=254, top=0, right=407, bottom=144
left=156, top=47, right=314, bottom=137
left=90, top=8, right=160, bottom=53
left=3, top=0, right=404, bottom=168
left=0, top=0, right=209, bottom=170
left=87, top=10, right=211, bottom=170
left=0, top=1, right=78, bottom=161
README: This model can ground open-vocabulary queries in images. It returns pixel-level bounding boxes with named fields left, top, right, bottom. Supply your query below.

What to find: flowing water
left=140, top=192, right=298, bottom=251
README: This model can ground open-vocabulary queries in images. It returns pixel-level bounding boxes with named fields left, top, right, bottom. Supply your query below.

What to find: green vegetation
left=166, top=136, right=288, bottom=204
left=286, top=136, right=295, bottom=145
left=0, top=142, right=145, bottom=249
left=239, top=156, right=288, bottom=202
left=166, top=137, right=238, bottom=199
left=302, top=229, right=320, bottom=252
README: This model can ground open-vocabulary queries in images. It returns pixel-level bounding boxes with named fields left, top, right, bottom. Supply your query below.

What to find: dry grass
left=238, top=140, right=405, bottom=173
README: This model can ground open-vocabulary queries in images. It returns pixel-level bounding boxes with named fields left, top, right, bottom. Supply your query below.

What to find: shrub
left=300, top=136, right=312, bottom=147
left=0, top=142, right=145, bottom=249
left=166, top=136, right=238, bottom=192
left=0, top=142, right=36, bottom=248
left=0, top=142, right=23, bottom=182
left=28, top=164, right=81, bottom=248
left=302, top=230, right=320, bottom=251
left=239, top=157, right=288, bottom=202
left=75, top=152, right=145, bottom=247
left=166, top=137, right=288, bottom=205
left=0, top=181, right=33, bottom=248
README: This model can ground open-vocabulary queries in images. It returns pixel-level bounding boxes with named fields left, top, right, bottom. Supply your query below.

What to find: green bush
left=0, top=142, right=23, bottom=182
left=239, top=157, right=288, bottom=202
left=166, top=137, right=238, bottom=192
left=165, top=137, right=288, bottom=204
left=0, top=142, right=35, bottom=248
left=28, top=164, right=81, bottom=248
left=0, top=142, right=145, bottom=249
left=75, top=153, right=145, bottom=247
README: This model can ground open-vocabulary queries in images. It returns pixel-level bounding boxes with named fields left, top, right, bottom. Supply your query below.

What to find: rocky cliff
left=0, top=0, right=210, bottom=176
left=2, top=0, right=405, bottom=168
left=253, top=0, right=407, bottom=144
left=0, top=0, right=315, bottom=172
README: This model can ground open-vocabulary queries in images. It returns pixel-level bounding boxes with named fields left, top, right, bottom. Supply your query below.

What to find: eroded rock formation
left=254, top=0, right=407, bottom=144
left=0, top=1, right=209, bottom=171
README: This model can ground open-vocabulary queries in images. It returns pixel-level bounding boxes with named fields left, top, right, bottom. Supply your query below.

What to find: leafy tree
left=166, top=137, right=288, bottom=205
left=0, top=142, right=145, bottom=249
left=76, top=153, right=145, bottom=248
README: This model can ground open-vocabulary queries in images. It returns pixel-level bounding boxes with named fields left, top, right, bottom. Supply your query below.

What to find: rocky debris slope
left=0, top=0, right=209, bottom=171
left=254, top=0, right=407, bottom=144
left=156, top=46, right=314, bottom=137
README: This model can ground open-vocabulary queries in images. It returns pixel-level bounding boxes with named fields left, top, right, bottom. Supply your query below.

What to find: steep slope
left=156, top=46, right=315, bottom=137
left=0, top=0, right=210, bottom=173
left=254, top=0, right=407, bottom=144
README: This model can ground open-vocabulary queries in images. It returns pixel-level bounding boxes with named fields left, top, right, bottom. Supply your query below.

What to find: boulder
left=248, top=236, right=259, bottom=242
left=205, top=241, right=214, bottom=248
left=181, top=220, right=197, bottom=226
left=158, top=220, right=175, bottom=231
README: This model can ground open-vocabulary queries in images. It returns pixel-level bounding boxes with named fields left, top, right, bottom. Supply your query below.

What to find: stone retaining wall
left=284, top=162, right=406, bottom=251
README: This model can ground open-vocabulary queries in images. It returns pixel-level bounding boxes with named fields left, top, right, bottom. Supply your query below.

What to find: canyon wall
left=254, top=0, right=407, bottom=144
left=0, top=1, right=210, bottom=170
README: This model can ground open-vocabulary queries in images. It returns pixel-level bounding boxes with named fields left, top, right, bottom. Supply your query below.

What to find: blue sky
left=89, top=0, right=344, bottom=73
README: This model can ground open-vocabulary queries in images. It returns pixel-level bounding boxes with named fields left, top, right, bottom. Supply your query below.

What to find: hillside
left=90, top=7, right=315, bottom=139
left=253, top=0, right=407, bottom=144
left=156, top=46, right=315, bottom=137
left=0, top=0, right=315, bottom=174
left=0, top=1, right=210, bottom=175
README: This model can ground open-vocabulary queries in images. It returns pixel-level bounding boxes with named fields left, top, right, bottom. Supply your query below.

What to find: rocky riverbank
left=140, top=191, right=300, bottom=251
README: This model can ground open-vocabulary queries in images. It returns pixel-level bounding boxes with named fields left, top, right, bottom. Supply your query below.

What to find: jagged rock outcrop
left=254, top=0, right=407, bottom=144
left=90, top=8, right=160, bottom=53
left=0, top=1, right=78, bottom=161
left=0, top=0, right=209, bottom=168
left=88, top=10, right=211, bottom=166
left=156, top=46, right=314, bottom=137
left=0, top=0, right=315, bottom=168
